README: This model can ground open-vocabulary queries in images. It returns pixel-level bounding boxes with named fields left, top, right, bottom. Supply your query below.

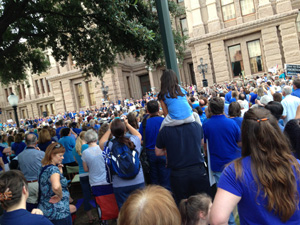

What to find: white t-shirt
left=82, top=146, right=108, bottom=186
left=281, top=95, right=300, bottom=125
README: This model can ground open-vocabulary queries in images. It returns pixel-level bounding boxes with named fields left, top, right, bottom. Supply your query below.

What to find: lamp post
left=101, top=80, right=109, bottom=101
left=8, top=93, right=20, bottom=128
left=197, top=58, right=208, bottom=87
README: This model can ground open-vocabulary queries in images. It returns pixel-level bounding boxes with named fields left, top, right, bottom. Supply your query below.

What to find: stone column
left=276, top=0, right=292, bottom=14
left=148, top=67, right=155, bottom=90
left=52, top=81, right=65, bottom=114
left=206, top=0, right=221, bottom=32
left=185, top=0, right=205, bottom=37
left=210, top=40, right=230, bottom=83
left=258, top=0, right=273, bottom=19
left=279, top=21, right=300, bottom=64
left=261, top=26, right=283, bottom=70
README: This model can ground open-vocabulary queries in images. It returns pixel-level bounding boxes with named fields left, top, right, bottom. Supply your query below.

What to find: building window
left=40, top=79, right=45, bottom=93
left=177, top=0, right=184, bottom=2
left=228, top=44, right=244, bottom=77
left=46, top=80, right=51, bottom=92
left=87, top=81, right=96, bottom=106
left=247, top=40, right=264, bottom=74
left=40, top=105, right=43, bottom=115
left=221, top=0, right=236, bottom=21
left=5, top=89, right=8, bottom=101
left=46, top=104, right=50, bottom=116
left=22, top=84, right=26, bottom=97
left=180, top=17, right=188, bottom=36
left=297, top=12, right=300, bottom=32
left=51, top=103, right=55, bottom=114
left=18, top=85, right=22, bottom=99
left=35, top=80, right=40, bottom=95
left=9, top=87, right=12, bottom=94
left=75, top=83, right=86, bottom=108
left=240, top=0, right=255, bottom=16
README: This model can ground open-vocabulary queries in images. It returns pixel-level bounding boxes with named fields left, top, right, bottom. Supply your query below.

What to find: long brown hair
left=111, top=119, right=135, bottom=150
left=157, top=69, right=184, bottom=101
left=234, top=108, right=300, bottom=222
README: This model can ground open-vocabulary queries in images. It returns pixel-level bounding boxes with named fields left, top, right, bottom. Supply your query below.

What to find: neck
left=6, top=196, right=26, bottom=212
left=88, top=142, right=98, bottom=147
left=149, top=112, right=159, bottom=117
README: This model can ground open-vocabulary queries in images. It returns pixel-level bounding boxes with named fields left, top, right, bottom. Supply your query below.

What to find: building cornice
left=187, top=10, right=299, bottom=46
left=2, top=95, right=55, bottom=110
left=46, top=69, right=83, bottom=82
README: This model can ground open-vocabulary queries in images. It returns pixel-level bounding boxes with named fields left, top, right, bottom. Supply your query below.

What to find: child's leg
left=160, top=114, right=195, bottom=130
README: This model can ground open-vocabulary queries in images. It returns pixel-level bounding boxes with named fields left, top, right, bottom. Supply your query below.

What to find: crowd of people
left=0, top=69, right=299, bottom=225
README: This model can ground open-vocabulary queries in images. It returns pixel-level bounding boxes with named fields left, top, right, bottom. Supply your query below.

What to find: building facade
left=1, top=0, right=300, bottom=123
left=184, top=0, right=300, bottom=87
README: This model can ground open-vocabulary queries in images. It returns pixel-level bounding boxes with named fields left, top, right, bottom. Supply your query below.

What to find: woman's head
left=84, top=129, right=98, bottom=144
left=127, top=112, right=139, bottom=129
left=38, top=129, right=51, bottom=144
left=158, top=69, right=184, bottom=101
left=60, top=128, right=70, bottom=138
left=228, top=102, right=241, bottom=117
left=0, top=170, right=27, bottom=210
left=42, top=142, right=65, bottom=165
left=118, top=185, right=181, bottom=225
left=179, top=193, right=212, bottom=225
left=14, top=133, right=23, bottom=143
left=111, top=119, right=126, bottom=139
left=98, top=123, right=110, bottom=140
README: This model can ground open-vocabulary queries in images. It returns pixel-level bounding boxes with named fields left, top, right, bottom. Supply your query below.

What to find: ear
left=22, top=185, right=27, bottom=195
left=199, top=211, right=206, bottom=220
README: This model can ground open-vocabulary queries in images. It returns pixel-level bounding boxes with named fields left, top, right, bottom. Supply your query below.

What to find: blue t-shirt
left=249, top=93, right=257, bottom=105
left=229, top=98, right=237, bottom=103
left=11, top=142, right=26, bottom=156
left=163, top=87, right=193, bottom=120
left=59, top=136, right=76, bottom=164
left=72, top=128, right=82, bottom=136
left=72, top=144, right=89, bottom=174
left=0, top=146, right=8, bottom=164
left=0, top=209, right=53, bottom=225
left=231, top=117, right=243, bottom=129
left=203, top=115, right=241, bottom=172
left=219, top=157, right=300, bottom=224
left=56, top=127, right=63, bottom=140
left=225, top=91, right=232, bottom=102
left=139, top=116, right=164, bottom=150
left=192, top=101, right=200, bottom=109
left=38, top=166, right=70, bottom=221
left=37, top=141, right=52, bottom=152
left=291, top=89, right=300, bottom=99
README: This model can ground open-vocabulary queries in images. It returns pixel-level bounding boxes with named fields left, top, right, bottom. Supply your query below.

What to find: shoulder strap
left=142, top=115, right=150, bottom=150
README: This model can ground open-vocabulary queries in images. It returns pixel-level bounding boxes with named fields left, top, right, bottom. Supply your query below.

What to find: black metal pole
left=155, top=0, right=180, bottom=82
left=13, top=105, right=19, bottom=128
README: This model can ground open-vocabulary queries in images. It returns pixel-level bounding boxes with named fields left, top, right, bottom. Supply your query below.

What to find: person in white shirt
left=281, top=86, right=300, bottom=125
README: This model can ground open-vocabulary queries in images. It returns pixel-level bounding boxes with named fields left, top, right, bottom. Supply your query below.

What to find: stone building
left=185, top=0, right=300, bottom=87
left=1, top=0, right=300, bottom=123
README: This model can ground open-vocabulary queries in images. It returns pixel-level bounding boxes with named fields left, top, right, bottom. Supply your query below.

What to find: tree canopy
left=0, top=0, right=186, bottom=84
